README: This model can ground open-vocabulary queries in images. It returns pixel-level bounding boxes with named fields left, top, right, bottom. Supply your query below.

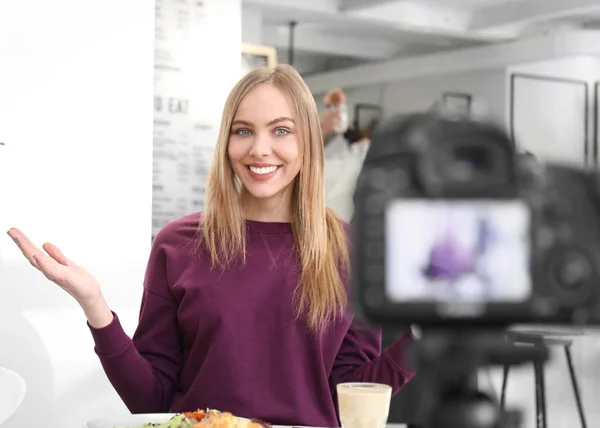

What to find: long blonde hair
left=200, top=64, right=350, bottom=332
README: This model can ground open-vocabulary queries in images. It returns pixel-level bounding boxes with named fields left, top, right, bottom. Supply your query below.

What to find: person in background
left=321, top=88, right=350, bottom=159
left=321, top=89, right=372, bottom=222
left=321, top=88, right=358, bottom=221
left=7, top=65, right=417, bottom=428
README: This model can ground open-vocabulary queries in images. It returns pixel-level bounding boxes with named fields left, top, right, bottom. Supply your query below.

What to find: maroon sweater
left=88, top=213, right=416, bottom=427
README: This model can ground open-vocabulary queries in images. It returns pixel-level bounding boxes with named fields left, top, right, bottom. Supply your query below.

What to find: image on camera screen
left=385, top=200, right=532, bottom=302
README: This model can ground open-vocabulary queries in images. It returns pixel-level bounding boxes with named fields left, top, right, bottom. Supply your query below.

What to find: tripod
left=412, top=329, right=549, bottom=428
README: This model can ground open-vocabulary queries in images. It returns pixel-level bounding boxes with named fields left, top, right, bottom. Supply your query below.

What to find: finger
left=7, top=228, right=67, bottom=283
left=43, top=242, right=72, bottom=266
left=6, top=227, right=22, bottom=244
left=6, top=228, right=44, bottom=267
left=32, top=252, right=66, bottom=283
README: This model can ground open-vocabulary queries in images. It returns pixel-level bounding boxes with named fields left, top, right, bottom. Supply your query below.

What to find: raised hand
left=6, top=227, right=113, bottom=328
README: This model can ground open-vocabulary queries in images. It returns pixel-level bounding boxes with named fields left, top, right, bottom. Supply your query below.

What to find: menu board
left=152, top=0, right=235, bottom=238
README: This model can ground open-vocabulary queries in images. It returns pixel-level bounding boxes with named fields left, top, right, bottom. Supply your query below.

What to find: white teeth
left=249, top=166, right=278, bottom=175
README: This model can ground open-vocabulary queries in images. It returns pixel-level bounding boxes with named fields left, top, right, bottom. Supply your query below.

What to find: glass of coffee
left=336, top=382, right=392, bottom=428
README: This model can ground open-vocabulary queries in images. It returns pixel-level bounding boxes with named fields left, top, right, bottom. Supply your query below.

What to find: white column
left=0, top=0, right=155, bottom=426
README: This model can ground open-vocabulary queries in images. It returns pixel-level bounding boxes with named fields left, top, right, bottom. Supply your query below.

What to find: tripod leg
left=500, top=364, right=510, bottom=410
left=564, top=345, right=587, bottom=428
left=533, top=357, right=547, bottom=428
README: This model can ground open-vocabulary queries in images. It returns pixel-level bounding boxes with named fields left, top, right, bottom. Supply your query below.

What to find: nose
left=249, top=131, right=272, bottom=158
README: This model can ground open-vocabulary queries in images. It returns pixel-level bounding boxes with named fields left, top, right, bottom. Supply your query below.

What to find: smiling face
left=227, top=83, right=302, bottom=212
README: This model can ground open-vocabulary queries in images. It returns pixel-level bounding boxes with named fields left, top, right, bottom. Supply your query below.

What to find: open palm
left=6, top=227, right=102, bottom=305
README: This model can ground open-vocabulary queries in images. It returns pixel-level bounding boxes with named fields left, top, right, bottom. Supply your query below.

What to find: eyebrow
left=231, top=117, right=295, bottom=127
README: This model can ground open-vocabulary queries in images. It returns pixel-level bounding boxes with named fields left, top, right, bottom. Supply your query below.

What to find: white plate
left=83, top=413, right=266, bottom=428
left=85, top=413, right=177, bottom=428
left=0, top=367, right=27, bottom=426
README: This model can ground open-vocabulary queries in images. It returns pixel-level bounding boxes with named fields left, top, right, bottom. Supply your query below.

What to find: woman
left=6, top=65, right=416, bottom=427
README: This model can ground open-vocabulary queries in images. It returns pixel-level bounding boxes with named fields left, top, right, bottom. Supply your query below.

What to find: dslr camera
left=353, top=112, right=600, bottom=329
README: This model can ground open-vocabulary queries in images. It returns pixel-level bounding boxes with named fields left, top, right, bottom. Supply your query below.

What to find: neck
left=241, top=188, right=293, bottom=223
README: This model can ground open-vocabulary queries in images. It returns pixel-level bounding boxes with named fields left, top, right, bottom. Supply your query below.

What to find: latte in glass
left=337, top=382, right=392, bottom=428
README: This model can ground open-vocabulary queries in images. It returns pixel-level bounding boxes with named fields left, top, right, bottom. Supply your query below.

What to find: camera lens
left=546, top=246, right=597, bottom=310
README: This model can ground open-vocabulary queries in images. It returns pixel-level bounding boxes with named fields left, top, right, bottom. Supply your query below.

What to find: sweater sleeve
left=330, top=321, right=416, bottom=394
left=87, top=226, right=182, bottom=413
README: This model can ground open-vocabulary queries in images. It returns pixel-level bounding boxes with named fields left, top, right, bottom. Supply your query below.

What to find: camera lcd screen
left=385, top=200, right=532, bottom=303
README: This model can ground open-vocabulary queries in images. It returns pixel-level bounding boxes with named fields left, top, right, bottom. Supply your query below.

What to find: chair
left=0, top=366, right=26, bottom=425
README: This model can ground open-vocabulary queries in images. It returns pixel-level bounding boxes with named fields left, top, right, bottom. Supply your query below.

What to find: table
left=271, top=426, right=407, bottom=428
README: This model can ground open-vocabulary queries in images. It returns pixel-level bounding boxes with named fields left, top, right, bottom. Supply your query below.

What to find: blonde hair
left=200, top=64, right=350, bottom=332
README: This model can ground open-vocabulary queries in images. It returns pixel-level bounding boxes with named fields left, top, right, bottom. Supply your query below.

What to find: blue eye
left=275, top=128, right=289, bottom=136
left=235, top=129, right=251, bottom=136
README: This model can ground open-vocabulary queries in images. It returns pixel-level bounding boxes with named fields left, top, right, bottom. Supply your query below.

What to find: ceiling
left=242, top=0, right=600, bottom=74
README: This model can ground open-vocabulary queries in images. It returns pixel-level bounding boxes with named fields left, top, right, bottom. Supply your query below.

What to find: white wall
left=313, top=55, right=600, bottom=160
left=0, top=2, right=240, bottom=428
left=314, top=69, right=506, bottom=129
left=0, top=1, right=155, bottom=427
left=242, top=6, right=263, bottom=44
left=379, top=69, right=507, bottom=124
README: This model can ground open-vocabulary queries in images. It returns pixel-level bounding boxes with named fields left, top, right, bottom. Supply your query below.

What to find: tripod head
left=412, top=329, right=549, bottom=428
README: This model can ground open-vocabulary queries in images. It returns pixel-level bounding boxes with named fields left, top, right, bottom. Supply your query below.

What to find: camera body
left=353, top=113, right=600, bottom=328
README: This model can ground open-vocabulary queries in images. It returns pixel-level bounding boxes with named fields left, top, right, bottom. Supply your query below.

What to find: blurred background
left=2, top=0, right=600, bottom=427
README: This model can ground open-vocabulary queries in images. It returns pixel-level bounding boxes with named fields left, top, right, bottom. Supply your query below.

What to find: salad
left=127, top=408, right=269, bottom=428
left=128, top=409, right=221, bottom=428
